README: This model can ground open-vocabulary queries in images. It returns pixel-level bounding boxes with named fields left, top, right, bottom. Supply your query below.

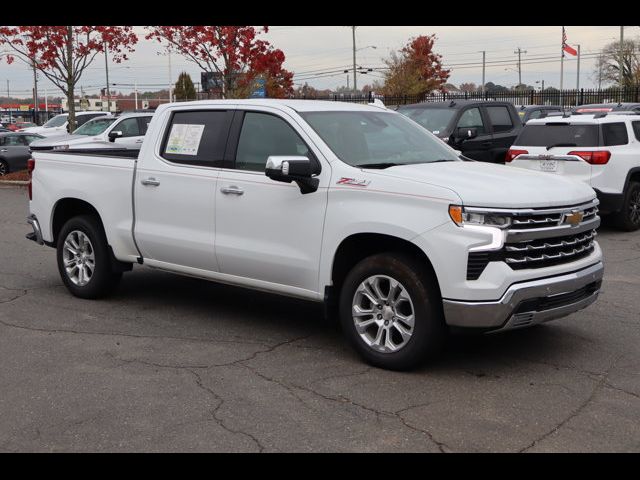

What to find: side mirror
left=455, top=127, right=478, bottom=141
left=108, top=130, right=123, bottom=142
left=265, top=155, right=319, bottom=194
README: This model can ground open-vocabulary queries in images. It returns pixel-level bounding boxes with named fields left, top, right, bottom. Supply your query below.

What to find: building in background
left=61, top=97, right=118, bottom=113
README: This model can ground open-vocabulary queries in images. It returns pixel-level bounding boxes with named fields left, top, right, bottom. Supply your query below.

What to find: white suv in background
left=21, top=111, right=112, bottom=137
left=506, top=113, right=640, bottom=231
left=29, top=112, right=154, bottom=151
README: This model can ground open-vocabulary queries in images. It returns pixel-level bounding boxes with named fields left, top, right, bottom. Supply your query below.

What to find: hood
left=22, top=126, right=67, bottom=137
left=366, top=161, right=596, bottom=209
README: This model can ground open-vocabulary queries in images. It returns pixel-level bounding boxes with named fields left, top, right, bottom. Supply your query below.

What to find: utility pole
left=134, top=80, right=138, bottom=109
left=514, top=47, right=527, bottom=86
left=351, top=26, right=357, bottom=94
left=576, top=45, right=581, bottom=91
left=104, top=41, right=110, bottom=112
left=6, top=80, right=11, bottom=123
left=598, top=53, right=603, bottom=89
left=168, top=50, right=173, bottom=102
left=619, top=26, right=624, bottom=87
left=32, top=58, right=38, bottom=124
left=481, top=51, right=486, bottom=93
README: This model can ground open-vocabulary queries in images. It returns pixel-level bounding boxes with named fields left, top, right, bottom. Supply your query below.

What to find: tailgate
left=510, top=146, right=592, bottom=185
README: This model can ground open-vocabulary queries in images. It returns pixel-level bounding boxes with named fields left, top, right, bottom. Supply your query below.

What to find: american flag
left=562, top=26, right=578, bottom=57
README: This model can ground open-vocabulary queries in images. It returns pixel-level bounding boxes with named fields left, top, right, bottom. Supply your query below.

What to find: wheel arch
left=51, top=197, right=106, bottom=246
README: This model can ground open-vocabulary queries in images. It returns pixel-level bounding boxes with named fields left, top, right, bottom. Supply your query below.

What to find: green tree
left=174, top=72, right=196, bottom=101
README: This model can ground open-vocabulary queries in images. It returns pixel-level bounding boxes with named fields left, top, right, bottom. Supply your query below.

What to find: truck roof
left=155, top=99, right=388, bottom=113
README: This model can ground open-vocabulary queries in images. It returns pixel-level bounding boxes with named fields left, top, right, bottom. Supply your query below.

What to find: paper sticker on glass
left=165, top=123, right=206, bottom=156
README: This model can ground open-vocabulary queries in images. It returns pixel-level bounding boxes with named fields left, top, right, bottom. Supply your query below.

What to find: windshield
left=301, top=111, right=460, bottom=167
left=516, top=124, right=599, bottom=147
left=74, top=117, right=117, bottom=136
left=396, top=107, right=456, bottom=135
left=43, top=114, right=68, bottom=128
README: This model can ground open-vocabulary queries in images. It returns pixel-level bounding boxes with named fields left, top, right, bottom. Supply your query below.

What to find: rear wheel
left=56, top=215, right=122, bottom=299
left=339, top=252, right=446, bottom=370
left=612, top=181, right=640, bottom=231
left=0, top=159, right=9, bottom=176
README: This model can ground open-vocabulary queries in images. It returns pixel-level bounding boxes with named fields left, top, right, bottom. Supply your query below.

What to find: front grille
left=510, top=205, right=598, bottom=230
left=504, top=230, right=596, bottom=270
left=514, top=280, right=602, bottom=313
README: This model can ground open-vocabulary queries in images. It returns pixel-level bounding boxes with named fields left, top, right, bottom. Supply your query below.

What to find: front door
left=214, top=108, right=329, bottom=294
left=134, top=108, right=234, bottom=271
left=453, top=107, right=493, bottom=162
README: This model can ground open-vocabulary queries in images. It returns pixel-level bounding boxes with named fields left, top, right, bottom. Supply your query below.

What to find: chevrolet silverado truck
left=26, top=99, right=604, bottom=370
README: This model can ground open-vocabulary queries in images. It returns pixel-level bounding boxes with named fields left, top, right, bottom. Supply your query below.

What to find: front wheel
left=339, top=252, right=446, bottom=370
left=612, top=181, right=640, bottom=231
left=0, top=159, right=9, bottom=176
left=56, top=215, right=122, bottom=299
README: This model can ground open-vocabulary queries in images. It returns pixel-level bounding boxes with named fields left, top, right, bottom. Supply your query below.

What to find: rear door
left=454, top=106, right=494, bottom=162
left=484, top=104, right=519, bottom=163
left=134, top=107, right=234, bottom=271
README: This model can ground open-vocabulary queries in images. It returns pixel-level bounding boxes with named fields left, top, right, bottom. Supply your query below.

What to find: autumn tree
left=381, top=35, right=449, bottom=97
left=459, top=82, right=478, bottom=92
left=0, top=26, right=137, bottom=131
left=173, top=72, right=196, bottom=100
left=594, top=39, right=640, bottom=88
left=146, top=26, right=293, bottom=99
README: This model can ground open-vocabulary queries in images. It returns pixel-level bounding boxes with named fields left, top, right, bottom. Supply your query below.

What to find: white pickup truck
left=26, top=99, right=604, bottom=370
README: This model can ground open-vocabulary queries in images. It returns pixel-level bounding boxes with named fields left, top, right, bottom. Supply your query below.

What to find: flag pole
left=560, top=27, right=564, bottom=107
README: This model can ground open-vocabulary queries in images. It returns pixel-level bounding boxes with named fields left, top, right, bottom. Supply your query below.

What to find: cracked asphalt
left=1, top=185, right=639, bottom=452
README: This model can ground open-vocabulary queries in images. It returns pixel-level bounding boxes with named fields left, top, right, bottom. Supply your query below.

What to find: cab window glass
left=457, top=108, right=485, bottom=134
left=235, top=112, right=312, bottom=172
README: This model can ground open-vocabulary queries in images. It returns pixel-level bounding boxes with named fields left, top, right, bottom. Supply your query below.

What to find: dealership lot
left=0, top=185, right=638, bottom=452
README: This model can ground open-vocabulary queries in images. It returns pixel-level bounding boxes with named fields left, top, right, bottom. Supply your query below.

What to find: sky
left=0, top=26, right=634, bottom=100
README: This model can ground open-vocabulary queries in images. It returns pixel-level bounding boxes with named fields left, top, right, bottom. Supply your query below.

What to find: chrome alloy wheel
left=352, top=275, right=415, bottom=353
left=62, top=230, right=95, bottom=286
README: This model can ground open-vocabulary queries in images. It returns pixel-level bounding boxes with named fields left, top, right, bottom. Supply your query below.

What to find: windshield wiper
left=357, top=163, right=403, bottom=169
left=546, top=142, right=577, bottom=150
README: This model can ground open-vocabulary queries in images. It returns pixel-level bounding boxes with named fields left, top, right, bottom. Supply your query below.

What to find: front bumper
left=443, top=262, right=604, bottom=332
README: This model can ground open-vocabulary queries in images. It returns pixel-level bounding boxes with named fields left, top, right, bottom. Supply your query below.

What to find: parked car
left=517, top=105, right=564, bottom=123
left=26, top=99, right=603, bottom=370
left=21, top=111, right=112, bottom=137
left=397, top=100, right=523, bottom=163
left=0, top=132, right=44, bottom=175
left=30, top=112, right=154, bottom=151
left=572, top=102, right=640, bottom=114
left=10, top=121, right=37, bottom=132
left=506, top=112, right=640, bottom=230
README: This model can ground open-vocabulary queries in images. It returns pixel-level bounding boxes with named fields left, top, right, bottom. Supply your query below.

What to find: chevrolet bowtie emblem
left=563, top=210, right=584, bottom=226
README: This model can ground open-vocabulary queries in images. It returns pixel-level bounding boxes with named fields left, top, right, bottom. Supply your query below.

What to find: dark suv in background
left=396, top=100, right=523, bottom=163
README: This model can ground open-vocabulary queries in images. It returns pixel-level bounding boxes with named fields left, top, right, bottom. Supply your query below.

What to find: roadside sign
left=250, top=77, right=267, bottom=98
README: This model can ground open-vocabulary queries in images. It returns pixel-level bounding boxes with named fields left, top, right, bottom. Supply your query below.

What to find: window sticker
left=165, top=123, right=205, bottom=156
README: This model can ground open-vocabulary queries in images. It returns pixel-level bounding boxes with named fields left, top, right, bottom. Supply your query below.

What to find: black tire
left=56, top=214, right=122, bottom=299
left=339, top=252, right=446, bottom=371
left=612, top=181, right=640, bottom=232
left=0, top=159, right=9, bottom=176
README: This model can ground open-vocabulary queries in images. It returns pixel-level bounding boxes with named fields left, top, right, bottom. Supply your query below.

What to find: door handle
left=220, top=186, right=244, bottom=195
left=0, top=149, right=7, bottom=152
left=141, top=177, right=160, bottom=187
left=135, top=139, right=144, bottom=143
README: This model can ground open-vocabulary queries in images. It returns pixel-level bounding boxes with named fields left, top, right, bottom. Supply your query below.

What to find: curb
left=0, top=180, right=29, bottom=186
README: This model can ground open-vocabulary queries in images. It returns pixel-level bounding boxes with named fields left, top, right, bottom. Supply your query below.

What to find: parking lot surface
left=0, top=185, right=639, bottom=452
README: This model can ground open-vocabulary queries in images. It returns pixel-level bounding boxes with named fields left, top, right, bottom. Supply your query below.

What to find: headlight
left=449, top=205, right=511, bottom=229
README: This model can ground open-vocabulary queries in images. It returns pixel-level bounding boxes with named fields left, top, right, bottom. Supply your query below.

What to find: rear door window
left=486, top=106, right=514, bottom=132
left=161, top=110, right=233, bottom=167
left=602, top=122, right=629, bottom=146
left=515, top=124, right=599, bottom=147
left=632, top=121, right=640, bottom=141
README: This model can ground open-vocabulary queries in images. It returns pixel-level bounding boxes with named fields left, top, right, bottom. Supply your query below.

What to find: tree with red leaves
left=145, top=26, right=293, bottom=99
left=382, top=35, right=449, bottom=97
left=0, top=26, right=137, bottom=131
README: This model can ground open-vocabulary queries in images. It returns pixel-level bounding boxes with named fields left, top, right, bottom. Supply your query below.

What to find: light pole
left=479, top=51, right=486, bottom=93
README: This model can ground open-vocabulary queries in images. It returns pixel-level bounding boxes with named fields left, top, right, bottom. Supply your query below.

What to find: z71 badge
left=336, top=177, right=371, bottom=187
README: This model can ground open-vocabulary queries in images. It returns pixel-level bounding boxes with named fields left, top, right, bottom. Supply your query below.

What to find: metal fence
left=289, top=87, right=640, bottom=109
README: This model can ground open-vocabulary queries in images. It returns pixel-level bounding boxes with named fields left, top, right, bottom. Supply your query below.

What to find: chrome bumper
left=443, top=262, right=604, bottom=332
left=26, top=214, right=44, bottom=245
